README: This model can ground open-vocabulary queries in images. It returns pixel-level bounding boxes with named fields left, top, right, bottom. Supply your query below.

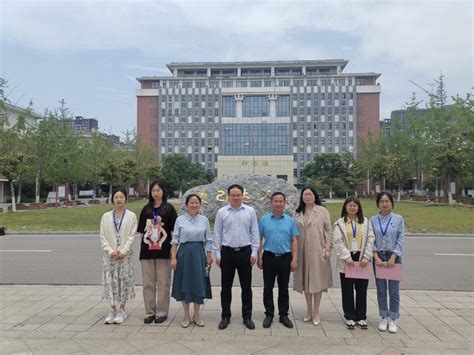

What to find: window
left=223, top=81, right=234, bottom=88
left=264, top=80, right=274, bottom=87
left=276, top=95, right=290, bottom=117
left=236, top=80, right=248, bottom=87
left=356, top=78, right=365, bottom=85
left=307, top=79, right=317, bottom=86
left=182, top=81, right=192, bottom=88
left=278, top=79, right=290, bottom=87
left=196, top=81, right=206, bottom=88
left=243, top=96, right=269, bottom=117
left=222, top=96, right=236, bottom=117
left=250, top=80, right=262, bottom=87
left=293, top=79, right=304, bottom=87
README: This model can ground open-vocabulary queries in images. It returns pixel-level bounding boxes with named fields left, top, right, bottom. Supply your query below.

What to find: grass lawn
left=0, top=199, right=473, bottom=234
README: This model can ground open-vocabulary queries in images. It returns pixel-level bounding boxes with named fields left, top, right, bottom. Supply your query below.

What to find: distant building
left=0, top=102, right=43, bottom=203
left=66, top=116, right=98, bottom=135
left=100, top=132, right=121, bottom=144
left=380, top=118, right=392, bottom=137
left=136, top=59, right=381, bottom=184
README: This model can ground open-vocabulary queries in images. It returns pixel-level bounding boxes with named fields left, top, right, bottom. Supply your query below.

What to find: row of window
left=151, top=77, right=359, bottom=89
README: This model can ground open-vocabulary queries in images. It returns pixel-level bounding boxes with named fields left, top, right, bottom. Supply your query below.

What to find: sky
left=1, top=0, right=472, bottom=138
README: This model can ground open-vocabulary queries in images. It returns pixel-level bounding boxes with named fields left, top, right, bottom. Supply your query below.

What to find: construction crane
left=409, top=80, right=438, bottom=106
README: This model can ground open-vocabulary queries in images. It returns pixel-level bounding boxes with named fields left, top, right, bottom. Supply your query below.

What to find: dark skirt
left=172, top=242, right=212, bottom=304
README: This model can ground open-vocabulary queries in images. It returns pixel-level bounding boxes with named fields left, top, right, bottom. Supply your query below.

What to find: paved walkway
left=0, top=285, right=472, bottom=354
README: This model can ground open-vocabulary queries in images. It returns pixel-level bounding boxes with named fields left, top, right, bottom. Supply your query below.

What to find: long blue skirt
left=172, top=242, right=211, bottom=304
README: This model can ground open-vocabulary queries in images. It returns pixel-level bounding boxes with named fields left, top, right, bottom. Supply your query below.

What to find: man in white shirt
left=214, top=184, right=259, bottom=330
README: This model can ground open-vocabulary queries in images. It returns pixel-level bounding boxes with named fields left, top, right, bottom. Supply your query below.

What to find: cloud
left=2, top=0, right=472, bottom=119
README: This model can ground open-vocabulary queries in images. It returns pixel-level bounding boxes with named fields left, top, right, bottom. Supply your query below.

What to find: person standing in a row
left=99, top=189, right=137, bottom=324
left=171, top=194, right=213, bottom=328
left=293, top=187, right=333, bottom=326
left=213, top=184, right=259, bottom=330
left=258, top=192, right=299, bottom=329
left=371, top=191, right=405, bottom=334
left=333, top=197, right=375, bottom=330
left=138, top=181, right=178, bottom=324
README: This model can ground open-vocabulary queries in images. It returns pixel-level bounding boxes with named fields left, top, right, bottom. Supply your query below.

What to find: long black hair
left=296, top=187, right=322, bottom=214
left=146, top=180, right=170, bottom=215
left=340, top=196, right=364, bottom=224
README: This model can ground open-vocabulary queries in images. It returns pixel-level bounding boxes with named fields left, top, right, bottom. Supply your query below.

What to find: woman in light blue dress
left=171, top=194, right=213, bottom=328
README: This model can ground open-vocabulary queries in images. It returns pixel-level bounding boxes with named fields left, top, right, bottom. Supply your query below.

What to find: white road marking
left=434, top=253, right=474, bottom=256
left=0, top=250, right=52, bottom=252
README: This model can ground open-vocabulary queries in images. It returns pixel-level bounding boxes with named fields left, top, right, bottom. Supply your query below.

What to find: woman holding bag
left=333, top=197, right=375, bottom=330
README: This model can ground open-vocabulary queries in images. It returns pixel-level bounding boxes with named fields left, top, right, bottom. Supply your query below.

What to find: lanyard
left=152, top=208, right=160, bottom=225
left=113, top=209, right=126, bottom=236
left=351, top=221, right=357, bottom=240
left=378, top=216, right=392, bottom=237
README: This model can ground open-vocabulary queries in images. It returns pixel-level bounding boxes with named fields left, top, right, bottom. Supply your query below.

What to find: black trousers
left=340, top=252, right=369, bottom=321
left=220, top=245, right=252, bottom=320
left=263, top=251, right=292, bottom=318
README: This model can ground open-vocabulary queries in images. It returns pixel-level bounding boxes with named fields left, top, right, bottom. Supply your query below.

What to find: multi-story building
left=136, top=60, right=380, bottom=184
left=66, top=116, right=98, bottom=135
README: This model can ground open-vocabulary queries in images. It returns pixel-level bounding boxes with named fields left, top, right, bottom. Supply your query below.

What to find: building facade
left=136, top=60, right=381, bottom=184
left=65, top=116, right=98, bottom=135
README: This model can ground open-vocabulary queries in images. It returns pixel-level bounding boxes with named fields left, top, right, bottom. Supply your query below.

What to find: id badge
left=151, top=227, right=159, bottom=243
left=351, top=241, right=358, bottom=251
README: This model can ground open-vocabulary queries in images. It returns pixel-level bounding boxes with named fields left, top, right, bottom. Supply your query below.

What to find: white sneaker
left=104, top=311, right=115, bottom=324
left=113, top=310, right=127, bottom=324
left=378, top=317, right=389, bottom=331
left=388, top=319, right=398, bottom=333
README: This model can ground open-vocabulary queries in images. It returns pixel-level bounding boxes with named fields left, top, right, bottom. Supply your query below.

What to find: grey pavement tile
left=11, top=323, right=43, bottom=331
left=1, top=314, right=32, bottom=324
left=0, top=338, right=31, bottom=353
left=139, top=325, right=167, bottom=333
left=403, top=339, right=473, bottom=351
left=112, top=325, right=143, bottom=333
left=403, top=306, right=434, bottom=316
left=61, top=324, right=92, bottom=332
left=28, top=339, right=85, bottom=353
left=0, top=323, right=15, bottom=330
left=439, top=316, right=471, bottom=326
left=37, top=323, right=68, bottom=331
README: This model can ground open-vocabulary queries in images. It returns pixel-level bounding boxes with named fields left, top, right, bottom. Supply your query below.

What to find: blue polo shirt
left=259, top=213, right=299, bottom=254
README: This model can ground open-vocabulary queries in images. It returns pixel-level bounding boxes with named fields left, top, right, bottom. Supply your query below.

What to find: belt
left=223, top=245, right=250, bottom=252
left=265, top=251, right=291, bottom=258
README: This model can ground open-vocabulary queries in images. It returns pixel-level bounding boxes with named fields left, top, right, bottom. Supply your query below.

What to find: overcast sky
left=1, top=0, right=472, bottom=137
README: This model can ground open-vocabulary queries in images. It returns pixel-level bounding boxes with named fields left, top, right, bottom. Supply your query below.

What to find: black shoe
left=218, top=317, right=230, bottom=330
left=154, top=315, right=167, bottom=324
left=279, top=315, right=293, bottom=329
left=243, top=318, right=255, bottom=330
left=262, top=316, right=273, bottom=328
left=144, top=315, right=154, bottom=324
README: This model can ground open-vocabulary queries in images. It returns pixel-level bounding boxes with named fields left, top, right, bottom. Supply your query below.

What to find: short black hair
left=376, top=191, right=395, bottom=208
left=227, top=184, right=244, bottom=194
left=111, top=188, right=128, bottom=204
left=185, top=193, right=201, bottom=205
left=341, top=197, right=364, bottom=224
left=271, top=191, right=286, bottom=201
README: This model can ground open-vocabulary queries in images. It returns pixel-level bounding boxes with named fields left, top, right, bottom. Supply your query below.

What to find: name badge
left=351, top=241, right=358, bottom=251
left=151, top=227, right=159, bottom=243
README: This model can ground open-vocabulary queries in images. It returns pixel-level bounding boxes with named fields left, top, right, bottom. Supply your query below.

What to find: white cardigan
left=333, top=217, right=375, bottom=274
left=99, top=210, right=138, bottom=256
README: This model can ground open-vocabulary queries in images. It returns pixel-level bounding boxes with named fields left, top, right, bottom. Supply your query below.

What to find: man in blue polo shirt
left=257, top=192, right=299, bottom=329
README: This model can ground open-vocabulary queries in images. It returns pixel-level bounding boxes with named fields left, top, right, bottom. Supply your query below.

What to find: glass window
left=223, top=81, right=234, bottom=88
left=264, top=80, right=274, bottom=87
left=278, top=79, right=290, bottom=87
left=236, top=80, right=248, bottom=87
left=222, top=96, right=236, bottom=117
left=196, top=81, right=206, bottom=88
left=182, top=81, right=192, bottom=88
left=293, top=79, right=304, bottom=87
left=243, top=96, right=269, bottom=117
left=276, top=95, right=290, bottom=117
left=250, top=80, right=262, bottom=87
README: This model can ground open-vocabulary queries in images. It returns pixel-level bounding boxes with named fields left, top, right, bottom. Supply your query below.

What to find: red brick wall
left=356, top=93, right=380, bottom=141
left=137, top=96, right=159, bottom=148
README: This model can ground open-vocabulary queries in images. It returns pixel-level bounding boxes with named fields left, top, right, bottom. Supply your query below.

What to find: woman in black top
left=137, top=181, right=177, bottom=324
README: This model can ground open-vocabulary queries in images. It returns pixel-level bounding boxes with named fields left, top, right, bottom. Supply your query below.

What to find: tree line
left=303, top=75, right=473, bottom=203
left=0, top=79, right=213, bottom=211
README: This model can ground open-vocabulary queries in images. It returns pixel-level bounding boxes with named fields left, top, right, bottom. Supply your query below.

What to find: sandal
left=303, top=316, right=312, bottom=322
left=193, top=316, right=205, bottom=327
left=181, top=319, right=191, bottom=328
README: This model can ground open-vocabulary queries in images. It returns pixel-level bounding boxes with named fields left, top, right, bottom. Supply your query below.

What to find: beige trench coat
left=293, top=205, right=333, bottom=294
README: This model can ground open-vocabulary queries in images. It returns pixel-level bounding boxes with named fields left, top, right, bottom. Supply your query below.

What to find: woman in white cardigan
left=99, top=188, right=138, bottom=324
left=333, top=197, right=375, bottom=330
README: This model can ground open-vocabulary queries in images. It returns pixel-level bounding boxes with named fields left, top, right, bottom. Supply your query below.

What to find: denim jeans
left=374, top=251, right=402, bottom=320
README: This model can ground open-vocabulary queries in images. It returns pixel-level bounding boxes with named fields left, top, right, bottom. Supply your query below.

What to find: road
left=0, top=233, right=473, bottom=291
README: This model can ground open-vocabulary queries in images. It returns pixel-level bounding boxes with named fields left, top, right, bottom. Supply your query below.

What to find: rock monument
left=181, top=174, right=299, bottom=221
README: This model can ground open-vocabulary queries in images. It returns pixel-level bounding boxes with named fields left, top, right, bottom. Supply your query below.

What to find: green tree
left=0, top=154, right=25, bottom=211
left=303, top=153, right=346, bottom=198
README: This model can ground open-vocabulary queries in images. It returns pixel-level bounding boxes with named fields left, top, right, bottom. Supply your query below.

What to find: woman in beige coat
left=293, top=187, right=333, bottom=326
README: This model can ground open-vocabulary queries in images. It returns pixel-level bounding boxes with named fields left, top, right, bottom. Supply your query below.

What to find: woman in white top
left=99, top=188, right=138, bottom=324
